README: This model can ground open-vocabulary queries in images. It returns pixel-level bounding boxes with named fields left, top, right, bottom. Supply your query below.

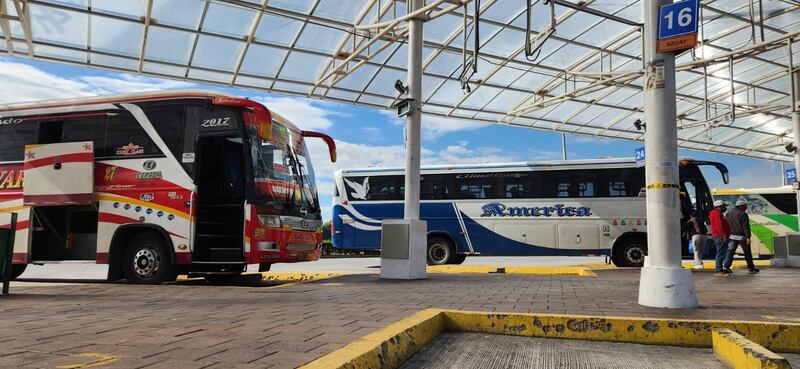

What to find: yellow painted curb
left=298, top=309, right=446, bottom=369
left=426, top=265, right=596, bottom=276
left=713, top=329, right=791, bottom=369
left=443, top=310, right=800, bottom=353
left=300, top=309, right=800, bottom=369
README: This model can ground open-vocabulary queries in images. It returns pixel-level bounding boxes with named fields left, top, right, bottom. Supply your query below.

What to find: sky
left=0, top=56, right=788, bottom=221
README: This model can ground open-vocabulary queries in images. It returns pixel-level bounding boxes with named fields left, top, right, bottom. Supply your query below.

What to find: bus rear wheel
left=122, top=233, right=177, bottom=284
left=613, top=237, right=647, bottom=268
left=427, top=237, right=455, bottom=265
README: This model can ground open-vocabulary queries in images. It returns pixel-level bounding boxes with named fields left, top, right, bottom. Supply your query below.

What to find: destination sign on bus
left=481, top=203, right=592, bottom=217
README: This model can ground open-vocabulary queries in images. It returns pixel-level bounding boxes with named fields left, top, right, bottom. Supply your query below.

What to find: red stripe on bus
left=99, top=212, right=187, bottom=240
left=24, top=152, right=94, bottom=169
left=0, top=220, right=29, bottom=231
left=24, top=193, right=93, bottom=205
left=96, top=252, right=108, bottom=264
left=12, top=253, right=27, bottom=264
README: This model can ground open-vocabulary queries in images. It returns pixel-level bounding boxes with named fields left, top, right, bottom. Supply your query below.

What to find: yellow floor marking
left=427, top=265, right=596, bottom=276
left=56, top=353, right=119, bottom=369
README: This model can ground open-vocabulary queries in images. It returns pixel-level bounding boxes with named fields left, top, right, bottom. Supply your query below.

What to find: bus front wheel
left=427, top=237, right=455, bottom=265
left=613, top=237, right=647, bottom=268
left=10, top=264, right=27, bottom=280
left=122, top=233, right=178, bottom=284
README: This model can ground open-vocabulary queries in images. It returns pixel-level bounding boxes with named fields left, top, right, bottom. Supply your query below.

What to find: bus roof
left=0, top=89, right=303, bottom=134
left=337, top=157, right=702, bottom=175
left=0, top=90, right=235, bottom=114
left=712, top=186, right=793, bottom=195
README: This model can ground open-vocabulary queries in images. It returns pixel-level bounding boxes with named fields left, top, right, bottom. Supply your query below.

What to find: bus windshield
left=248, top=122, right=319, bottom=214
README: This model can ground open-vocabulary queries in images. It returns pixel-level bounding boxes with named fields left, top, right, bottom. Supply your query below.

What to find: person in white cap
left=723, top=198, right=759, bottom=274
left=709, top=199, right=731, bottom=276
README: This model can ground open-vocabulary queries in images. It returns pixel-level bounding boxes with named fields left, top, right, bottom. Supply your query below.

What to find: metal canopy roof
left=1, top=0, right=798, bottom=161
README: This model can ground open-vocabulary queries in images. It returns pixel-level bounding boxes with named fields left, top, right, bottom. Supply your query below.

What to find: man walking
left=709, top=200, right=731, bottom=276
left=724, top=199, right=759, bottom=274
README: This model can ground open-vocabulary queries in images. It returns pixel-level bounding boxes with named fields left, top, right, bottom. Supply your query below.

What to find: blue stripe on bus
left=332, top=203, right=610, bottom=256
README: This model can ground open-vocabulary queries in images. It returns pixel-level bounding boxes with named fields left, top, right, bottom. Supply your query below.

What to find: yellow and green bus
left=712, top=186, right=797, bottom=258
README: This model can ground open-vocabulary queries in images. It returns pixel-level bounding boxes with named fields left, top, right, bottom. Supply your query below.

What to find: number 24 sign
left=657, top=0, right=699, bottom=53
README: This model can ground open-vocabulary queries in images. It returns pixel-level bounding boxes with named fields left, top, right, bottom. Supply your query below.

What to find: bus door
left=192, top=134, right=246, bottom=265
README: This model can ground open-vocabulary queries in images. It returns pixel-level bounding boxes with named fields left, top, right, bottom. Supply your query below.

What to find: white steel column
left=380, top=0, right=427, bottom=280
left=404, top=0, right=423, bottom=221
left=638, top=0, right=699, bottom=308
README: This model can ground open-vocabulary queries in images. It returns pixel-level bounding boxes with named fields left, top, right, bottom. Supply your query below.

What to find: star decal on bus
left=24, top=151, right=35, bottom=160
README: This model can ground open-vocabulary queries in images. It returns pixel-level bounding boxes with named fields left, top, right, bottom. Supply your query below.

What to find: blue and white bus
left=331, top=158, right=729, bottom=267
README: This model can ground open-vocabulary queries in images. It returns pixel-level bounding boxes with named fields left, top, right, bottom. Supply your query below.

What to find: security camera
left=786, top=143, right=796, bottom=153
left=394, top=79, right=408, bottom=95
left=633, top=119, right=646, bottom=131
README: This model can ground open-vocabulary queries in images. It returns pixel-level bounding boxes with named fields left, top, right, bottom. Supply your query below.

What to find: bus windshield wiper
left=285, top=144, right=315, bottom=211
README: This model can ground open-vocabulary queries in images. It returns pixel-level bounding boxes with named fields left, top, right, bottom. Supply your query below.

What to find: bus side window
left=141, top=103, right=185, bottom=162
left=61, top=116, right=107, bottom=155
left=0, top=121, right=37, bottom=162
left=421, top=174, right=445, bottom=200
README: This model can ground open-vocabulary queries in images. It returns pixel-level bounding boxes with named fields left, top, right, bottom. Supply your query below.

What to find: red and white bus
left=0, top=91, right=336, bottom=283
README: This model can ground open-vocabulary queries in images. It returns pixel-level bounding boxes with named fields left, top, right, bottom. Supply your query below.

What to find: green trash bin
left=0, top=213, right=17, bottom=295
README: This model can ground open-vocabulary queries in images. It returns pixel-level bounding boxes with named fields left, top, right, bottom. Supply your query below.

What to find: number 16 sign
left=657, top=0, right=699, bottom=53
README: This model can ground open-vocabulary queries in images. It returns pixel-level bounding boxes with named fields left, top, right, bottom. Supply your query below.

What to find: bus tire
left=10, top=264, right=27, bottom=280
left=122, top=233, right=177, bottom=284
left=427, top=237, right=455, bottom=265
left=613, top=236, right=647, bottom=268
left=449, top=254, right=467, bottom=265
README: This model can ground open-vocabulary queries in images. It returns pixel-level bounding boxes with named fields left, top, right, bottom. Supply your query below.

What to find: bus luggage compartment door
left=557, top=224, right=601, bottom=255
left=23, top=141, right=94, bottom=206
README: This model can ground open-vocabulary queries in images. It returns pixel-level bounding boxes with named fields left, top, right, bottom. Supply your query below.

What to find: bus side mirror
left=301, top=131, right=337, bottom=163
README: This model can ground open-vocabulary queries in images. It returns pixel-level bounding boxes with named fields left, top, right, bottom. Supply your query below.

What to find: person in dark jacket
left=685, top=210, right=708, bottom=269
left=723, top=199, right=759, bottom=274
left=709, top=200, right=731, bottom=276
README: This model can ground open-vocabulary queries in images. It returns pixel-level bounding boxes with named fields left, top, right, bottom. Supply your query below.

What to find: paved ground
left=2, top=267, right=798, bottom=368
left=399, top=332, right=726, bottom=369
left=16, top=256, right=607, bottom=280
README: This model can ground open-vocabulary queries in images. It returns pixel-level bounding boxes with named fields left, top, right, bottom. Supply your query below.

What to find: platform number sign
left=786, top=167, right=796, bottom=183
left=635, top=147, right=645, bottom=168
left=657, top=0, right=699, bottom=53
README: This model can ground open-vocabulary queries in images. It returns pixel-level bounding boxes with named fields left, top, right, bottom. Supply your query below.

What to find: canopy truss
left=1, top=0, right=798, bottom=161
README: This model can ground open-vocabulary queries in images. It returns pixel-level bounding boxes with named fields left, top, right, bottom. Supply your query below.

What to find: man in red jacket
left=709, top=200, right=731, bottom=276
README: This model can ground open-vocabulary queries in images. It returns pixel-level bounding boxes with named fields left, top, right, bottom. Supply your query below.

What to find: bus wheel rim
left=626, top=245, right=645, bottom=264
left=429, top=243, right=448, bottom=262
left=133, top=246, right=160, bottom=278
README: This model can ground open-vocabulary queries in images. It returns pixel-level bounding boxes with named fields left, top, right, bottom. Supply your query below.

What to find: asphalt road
left=16, top=256, right=607, bottom=280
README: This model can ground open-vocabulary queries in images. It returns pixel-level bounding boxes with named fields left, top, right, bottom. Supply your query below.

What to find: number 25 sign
left=657, top=0, right=699, bottom=53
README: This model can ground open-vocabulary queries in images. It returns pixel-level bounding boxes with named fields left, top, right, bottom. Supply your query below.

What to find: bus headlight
left=258, top=214, right=281, bottom=228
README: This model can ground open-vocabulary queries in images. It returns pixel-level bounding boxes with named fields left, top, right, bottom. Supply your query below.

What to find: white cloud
left=707, top=163, right=783, bottom=190
left=78, top=75, right=193, bottom=96
left=0, top=59, right=194, bottom=104
left=0, top=60, right=91, bottom=103
left=381, top=111, right=488, bottom=138
left=254, top=96, right=337, bottom=131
